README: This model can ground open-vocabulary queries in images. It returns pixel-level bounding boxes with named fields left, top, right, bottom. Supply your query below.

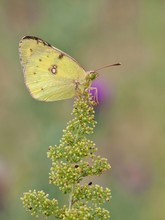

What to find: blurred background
left=0, top=0, right=165, bottom=219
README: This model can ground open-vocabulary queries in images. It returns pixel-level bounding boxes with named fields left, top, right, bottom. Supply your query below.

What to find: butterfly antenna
left=94, top=62, right=121, bottom=72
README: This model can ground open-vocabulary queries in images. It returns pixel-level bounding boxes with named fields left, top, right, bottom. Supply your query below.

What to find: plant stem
left=68, top=184, right=74, bottom=210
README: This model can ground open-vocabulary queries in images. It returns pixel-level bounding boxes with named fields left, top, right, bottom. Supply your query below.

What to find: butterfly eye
left=89, top=72, right=97, bottom=81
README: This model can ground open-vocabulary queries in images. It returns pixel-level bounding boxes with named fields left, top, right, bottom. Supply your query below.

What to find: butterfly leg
left=89, top=87, right=99, bottom=104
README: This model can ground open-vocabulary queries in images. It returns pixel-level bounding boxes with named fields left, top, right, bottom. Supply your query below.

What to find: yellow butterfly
left=19, top=36, right=120, bottom=102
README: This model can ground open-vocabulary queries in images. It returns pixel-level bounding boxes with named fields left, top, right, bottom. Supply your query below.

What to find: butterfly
left=19, top=36, right=120, bottom=102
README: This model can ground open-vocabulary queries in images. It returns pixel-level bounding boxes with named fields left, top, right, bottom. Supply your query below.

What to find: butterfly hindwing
left=19, top=36, right=87, bottom=101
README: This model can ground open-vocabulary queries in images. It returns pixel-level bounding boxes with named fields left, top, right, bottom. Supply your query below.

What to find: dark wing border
left=20, top=36, right=85, bottom=71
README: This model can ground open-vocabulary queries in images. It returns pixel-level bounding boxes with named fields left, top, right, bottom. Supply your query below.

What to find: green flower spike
left=21, top=87, right=111, bottom=219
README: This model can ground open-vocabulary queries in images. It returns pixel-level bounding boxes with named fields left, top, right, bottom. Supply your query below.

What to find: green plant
left=21, top=86, right=111, bottom=219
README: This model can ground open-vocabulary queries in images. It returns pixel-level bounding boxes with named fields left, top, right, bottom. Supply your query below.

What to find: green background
left=0, top=0, right=165, bottom=219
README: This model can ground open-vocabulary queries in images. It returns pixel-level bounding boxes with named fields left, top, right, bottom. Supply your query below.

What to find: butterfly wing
left=19, top=36, right=87, bottom=101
